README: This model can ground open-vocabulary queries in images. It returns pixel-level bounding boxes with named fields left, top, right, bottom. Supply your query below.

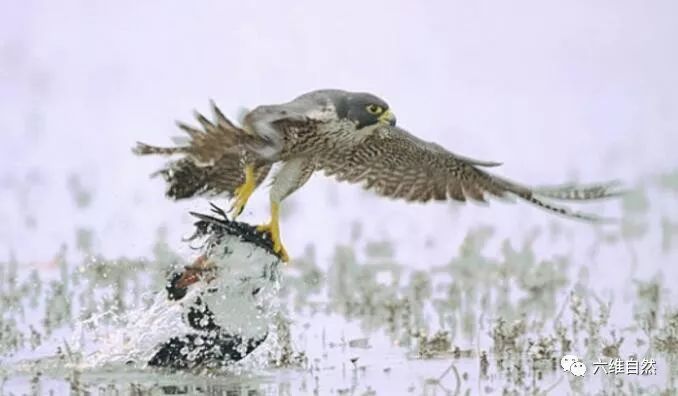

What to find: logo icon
left=570, top=361, right=587, bottom=376
left=561, top=354, right=587, bottom=376
left=561, top=354, right=578, bottom=371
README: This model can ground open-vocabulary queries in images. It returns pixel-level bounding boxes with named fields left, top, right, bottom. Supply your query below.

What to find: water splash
left=70, top=211, right=284, bottom=371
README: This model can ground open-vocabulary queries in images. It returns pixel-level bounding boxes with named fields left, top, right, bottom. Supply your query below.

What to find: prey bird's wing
left=317, top=126, right=622, bottom=223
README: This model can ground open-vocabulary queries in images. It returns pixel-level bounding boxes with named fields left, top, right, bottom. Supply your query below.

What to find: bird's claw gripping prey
left=133, top=88, right=624, bottom=262
left=229, top=164, right=256, bottom=219
left=256, top=204, right=289, bottom=263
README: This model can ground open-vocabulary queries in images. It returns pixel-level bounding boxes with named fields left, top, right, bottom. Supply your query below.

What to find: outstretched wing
left=133, top=102, right=271, bottom=200
left=132, top=101, right=263, bottom=165
left=317, top=126, right=622, bottom=222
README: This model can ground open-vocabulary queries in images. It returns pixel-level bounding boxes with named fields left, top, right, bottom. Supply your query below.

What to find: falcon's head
left=321, top=90, right=397, bottom=130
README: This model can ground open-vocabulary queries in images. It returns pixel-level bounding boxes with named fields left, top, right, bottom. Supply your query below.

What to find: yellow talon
left=230, top=165, right=256, bottom=219
left=256, top=202, right=289, bottom=262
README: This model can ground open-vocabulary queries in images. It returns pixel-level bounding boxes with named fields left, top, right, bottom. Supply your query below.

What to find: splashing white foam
left=72, top=230, right=282, bottom=370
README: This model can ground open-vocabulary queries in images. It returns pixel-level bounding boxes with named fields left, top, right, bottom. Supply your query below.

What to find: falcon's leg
left=229, top=164, right=256, bottom=218
left=256, top=158, right=315, bottom=263
left=256, top=202, right=288, bottom=262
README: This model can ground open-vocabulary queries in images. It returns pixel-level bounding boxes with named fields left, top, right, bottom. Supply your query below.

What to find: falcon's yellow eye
left=366, top=104, right=384, bottom=115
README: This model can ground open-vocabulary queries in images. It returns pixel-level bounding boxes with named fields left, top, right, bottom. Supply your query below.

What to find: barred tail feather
left=153, top=160, right=214, bottom=200
left=151, top=156, right=271, bottom=201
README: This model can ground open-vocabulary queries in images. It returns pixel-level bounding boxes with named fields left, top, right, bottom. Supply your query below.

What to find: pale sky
left=1, top=0, right=677, bottom=267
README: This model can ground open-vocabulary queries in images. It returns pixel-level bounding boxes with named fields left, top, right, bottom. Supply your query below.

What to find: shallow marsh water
left=1, top=172, right=678, bottom=395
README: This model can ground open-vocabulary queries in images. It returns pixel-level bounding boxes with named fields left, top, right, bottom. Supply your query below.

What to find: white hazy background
left=1, top=1, right=677, bottom=273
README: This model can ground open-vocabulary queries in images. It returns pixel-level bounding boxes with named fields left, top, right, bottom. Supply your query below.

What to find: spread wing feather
left=132, top=101, right=262, bottom=165
left=133, top=102, right=271, bottom=200
left=318, top=126, right=620, bottom=223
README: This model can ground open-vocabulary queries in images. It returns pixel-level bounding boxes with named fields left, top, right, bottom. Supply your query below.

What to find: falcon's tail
left=153, top=156, right=272, bottom=201
left=153, top=159, right=216, bottom=200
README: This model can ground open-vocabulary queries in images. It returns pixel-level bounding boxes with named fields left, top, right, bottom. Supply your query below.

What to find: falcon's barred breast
left=133, top=89, right=623, bottom=261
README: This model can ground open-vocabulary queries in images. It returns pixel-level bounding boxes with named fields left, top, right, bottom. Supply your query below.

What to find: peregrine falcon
left=133, top=89, right=622, bottom=262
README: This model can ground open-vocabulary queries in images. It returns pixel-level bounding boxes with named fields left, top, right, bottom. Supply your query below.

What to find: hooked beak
left=379, top=110, right=396, bottom=126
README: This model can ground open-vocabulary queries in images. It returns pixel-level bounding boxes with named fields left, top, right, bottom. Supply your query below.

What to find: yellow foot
left=229, top=165, right=256, bottom=219
left=256, top=221, right=289, bottom=263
